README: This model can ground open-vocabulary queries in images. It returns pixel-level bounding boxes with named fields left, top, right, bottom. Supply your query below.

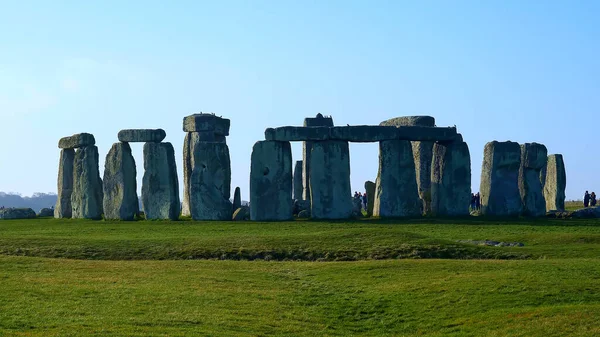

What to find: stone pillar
left=543, top=154, right=566, bottom=211
left=364, top=180, right=376, bottom=217
left=142, top=142, right=180, bottom=220
left=233, top=187, right=242, bottom=211
left=373, top=140, right=421, bottom=217
left=518, top=143, right=547, bottom=217
left=55, top=149, right=75, bottom=218
left=302, top=113, right=334, bottom=200
left=71, top=146, right=103, bottom=220
left=250, top=141, right=293, bottom=221
left=310, top=140, right=352, bottom=219
left=430, top=140, right=471, bottom=216
left=480, top=141, right=522, bottom=216
left=293, top=160, right=303, bottom=200
left=103, top=142, right=139, bottom=220
left=380, top=116, right=435, bottom=214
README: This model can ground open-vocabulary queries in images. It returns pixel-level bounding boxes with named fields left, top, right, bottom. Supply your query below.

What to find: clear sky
left=0, top=0, right=598, bottom=201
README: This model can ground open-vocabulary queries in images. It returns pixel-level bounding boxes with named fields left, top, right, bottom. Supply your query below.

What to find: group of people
left=470, top=193, right=481, bottom=211
left=353, top=191, right=368, bottom=211
left=584, top=191, right=597, bottom=207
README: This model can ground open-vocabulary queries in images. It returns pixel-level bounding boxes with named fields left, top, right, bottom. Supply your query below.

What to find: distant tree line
left=0, top=192, right=57, bottom=212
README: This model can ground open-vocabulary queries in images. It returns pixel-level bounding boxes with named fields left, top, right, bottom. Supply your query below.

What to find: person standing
left=362, top=192, right=368, bottom=211
left=584, top=191, right=590, bottom=207
left=591, top=192, right=597, bottom=207
left=475, top=193, right=481, bottom=210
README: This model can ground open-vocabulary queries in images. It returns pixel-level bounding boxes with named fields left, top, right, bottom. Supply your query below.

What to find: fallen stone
left=183, top=113, right=230, bottom=135
left=232, top=206, right=250, bottom=221
left=250, top=141, right=293, bottom=221
left=310, top=141, right=352, bottom=219
left=142, top=142, right=180, bottom=220
left=55, top=149, right=75, bottom=218
left=118, top=129, right=166, bottom=143
left=293, top=160, right=304, bottom=200
left=518, top=143, right=547, bottom=217
left=373, top=140, right=422, bottom=217
left=379, top=116, right=435, bottom=127
left=233, top=187, right=242, bottom=211
left=364, top=181, right=376, bottom=217
left=38, top=208, right=54, bottom=217
left=103, top=142, right=139, bottom=221
left=457, top=240, right=525, bottom=247
left=71, top=146, right=103, bottom=220
left=430, top=141, right=471, bottom=216
left=570, top=207, right=600, bottom=218
left=543, top=154, right=566, bottom=212
left=58, top=133, right=95, bottom=149
left=0, top=208, right=36, bottom=220
left=479, top=141, right=522, bottom=216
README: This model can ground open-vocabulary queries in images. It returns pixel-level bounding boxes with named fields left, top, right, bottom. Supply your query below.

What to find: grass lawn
left=1, top=217, right=599, bottom=336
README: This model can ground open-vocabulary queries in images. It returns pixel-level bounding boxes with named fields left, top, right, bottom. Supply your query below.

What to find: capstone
left=58, top=133, right=95, bottom=149
left=183, top=114, right=230, bottom=135
left=118, top=129, right=166, bottom=143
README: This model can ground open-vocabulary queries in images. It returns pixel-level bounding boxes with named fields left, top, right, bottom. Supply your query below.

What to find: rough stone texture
left=293, top=199, right=310, bottom=215
left=103, top=142, right=139, bottom=221
left=364, top=181, right=376, bottom=217
left=571, top=206, right=600, bottom=218
left=266, top=125, right=457, bottom=142
left=55, top=149, right=75, bottom=218
left=250, top=141, right=293, bottom=221
left=233, top=187, right=242, bottom=211
left=430, top=141, right=471, bottom=216
left=518, top=143, right=548, bottom=217
left=543, top=154, right=566, bottom=211
left=293, top=160, right=304, bottom=200
left=118, top=129, right=166, bottom=143
left=309, top=141, right=352, bottom=219
left=232, top=206, right=250, bottom=221
left=38, top=208, right=54, bottom=217
left=183, top=114, right=230, bottom=135
left=189, top=142, right=233, bottom=220
left=297, top=210, right=311, bottom=218
left=71, top=146, right=103, bottom=220
left=329, top=126, right=398, bottom=142
left=352, top=197, right=363, bottom=217
left=303, top=115, right=335, bottom=201
left=379, top=116, right=436, bottom=127
left=479, top=141, right=522, bottom=216
left=373, top=140, right=422, bottom=217
left=0, top=208, right=36, bottom=220
left=266, top=126, right=330, bottom=141
left=142, top=142, right=180, bottom=220
left=58, top=133, right=96, bottom=149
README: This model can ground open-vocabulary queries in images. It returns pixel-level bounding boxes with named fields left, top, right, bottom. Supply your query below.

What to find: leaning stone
left=373, top=140, right=422, bottom=217
left=310, top=141, right=352, bottom=219
left=142, top=142, right=180, bottom=220
left=250, top=141, right=293, bottom=221
left=430, top=141, right=471, bottom=216
left=364, top=181, right=376, bottom=217
left=58, top=133, right=95, bottom=149
left=232, top=206, right=250, bottom=221
left=233, top=187, right=242, bottom=211
left=0, top=208, right=36, bottom=220
left=479, top=141, right=522, bottom=216
left=379, top=116, right=435, bottom=127
left=55, top=149, right=75, bottom=218
left=183, top=114, right=230, bottom=135
left=293, top=160, right=304, bottom=200
left=38, top=208, right=54, bottom=217
left=118, top=129, right=166, bottom=143
left=543, top=154, right=566, bottom=212
left=518, top=143, right=548, bottom=217
left=103, top=142, right=139, bottom=220
left=190, top=142, right=232, bottom=220
left=71, top=146, right=103, bottom=220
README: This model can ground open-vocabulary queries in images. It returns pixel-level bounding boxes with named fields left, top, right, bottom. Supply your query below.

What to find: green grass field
left=1, top=217, right=599, bottom=336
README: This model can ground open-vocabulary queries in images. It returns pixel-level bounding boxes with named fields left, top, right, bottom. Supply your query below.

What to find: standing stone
left=190, top=142, right=232, bottom=220
left=250, top=141, right=293, bottom=221
left=543, top=154, right=566, bottom=211
left=103, top=143, right=138, bottom=221
left=182, top=132, right=197, bottom=217
left=72, top=146, right=103, bottom=220
left=302, top=113, right=334, bottom=200
left=55, top=149, right=75, bottom=218
left=233, top=187, right=242, bottom=211
left=518, top=143, right=548, bottom=217
left=364, top=181, right=376, bottom=217
left=430, top=141, right=471, bottom=216
left=379, top=116, right=435, bottom=214
left=142, top=142, right=180, bottom=220
left=310, top=141, right=352, bottom=219
left=479, top=141, right=522, bottom=216
left=373, top=140, right=421, bottom=217
left=293, top=160, right=304, bottom=200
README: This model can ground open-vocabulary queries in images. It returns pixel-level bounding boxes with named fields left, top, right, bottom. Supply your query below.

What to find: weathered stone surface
left=266, top=126, right=457, bottom=142
left=352, top=197, right=363, bottom=217
left=310, top=141, right=352, bottom=219
left=297, top=210, right=311, bottom=218
left=58, top=133, right=96, bottom=149
left=430, top=142, right=471, bottom=216
left=72, top=146, right=103, bottom=220
left=103, top=142, right=138, bottom=221
left=118, top=129, right=166, bottom=143
left=303, top=116, right=335, bottom=200
left=364, top=181, right=376, bottom=217
left=571, top=206, right=600, bottom=218
left=190, top=142, right=232, bottom=220
left=38, top=208, right=54, bottom=217
left=233, top=187, right=241, bottom=211
left=250, top=141, right=293, bottom=221
left=379, top=116, right=435, bottom=127
left=543, top=154, right=566, bottom=211
left=182, top=133, right=196, bottom=217
left=142, top=142, right=180, bottom=220
left=479, top=141, right=522, bottom=216
left=329, top=126, right=398, bottom=142
left=293, top=199, right=310, bottom=215
left=0, top=208, right=36, bottom=220
left=266, top=126, right=330, bottom=141
left=195, top=131, right=226, bottom=143
left=183, top=114, right=230, bottom=135
left=305, top=113, right=334, bottom=127
left=518, top=143, right=548, bottom=217
left=293, top=160, right=304, bottom=200
left=232, top=206, right=250, bottom=221
left=373, top=140, right=422, bottom=217
left=55, top=149, right=75, bottom=218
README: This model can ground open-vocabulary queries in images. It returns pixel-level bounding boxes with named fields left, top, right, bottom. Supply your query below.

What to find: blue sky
left=0, top=0, right=598, bottom=201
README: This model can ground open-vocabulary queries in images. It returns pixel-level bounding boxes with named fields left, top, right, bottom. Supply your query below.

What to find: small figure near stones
left=591, top=192, right=597, bottom=207
left=470, top=193, right=476, bottom=211
left=475, top=192, right=481, bottom=210
left=362, top=192, right=368, bottom=211
left=584, top=191, right=590, bottom=207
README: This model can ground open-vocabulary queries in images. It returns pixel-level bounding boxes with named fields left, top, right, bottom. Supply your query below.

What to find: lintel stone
left=58, top=133, right=95, bottom=149
left=265, top=125, right=457, bottom=142
left=183, top=114, right=230, bottom=135
left=118, top=129, right=166, bottom=143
